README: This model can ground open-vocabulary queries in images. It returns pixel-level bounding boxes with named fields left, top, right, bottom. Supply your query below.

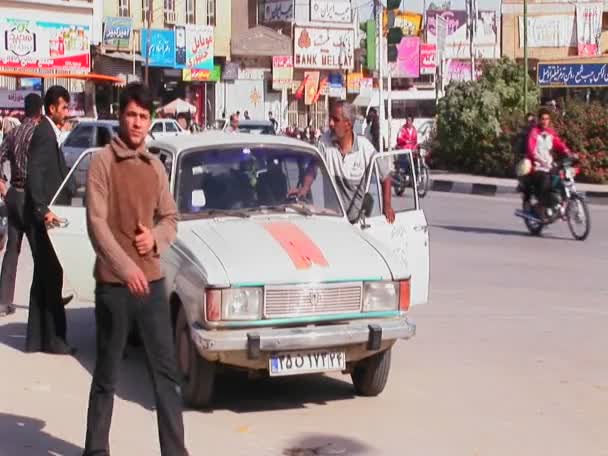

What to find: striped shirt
left=0, top=117, right=39, bottom=188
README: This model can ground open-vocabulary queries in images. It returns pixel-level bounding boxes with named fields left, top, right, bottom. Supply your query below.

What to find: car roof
left=149, top=131, right=318, bottom=155
left=75, top=120, right=119, bottom=127
left=238, top=120, right=273, bottom=127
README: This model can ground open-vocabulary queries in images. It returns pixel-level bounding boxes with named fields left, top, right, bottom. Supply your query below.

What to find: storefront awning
left=231, top=26, right=292, bottom=57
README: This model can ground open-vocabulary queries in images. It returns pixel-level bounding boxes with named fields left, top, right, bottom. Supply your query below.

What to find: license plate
left=269, top=350, right=346, bottom=377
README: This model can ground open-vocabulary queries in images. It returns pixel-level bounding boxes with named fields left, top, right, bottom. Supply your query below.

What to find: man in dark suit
left=25, top=86, right=74, bottom=355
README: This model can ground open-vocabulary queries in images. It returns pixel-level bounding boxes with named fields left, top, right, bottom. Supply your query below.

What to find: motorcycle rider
left=396, top=116, right=418, bottom=175
left=527, top=108, right=571, bottom=217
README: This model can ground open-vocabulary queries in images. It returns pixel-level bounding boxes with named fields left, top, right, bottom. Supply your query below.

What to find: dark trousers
left=531, top=171, right=554, bottom=207
left=0, top=187, right=26, bottom=306
left=25, top=216, right=66, bottom=352
left=83, top=280, right=187, bottom=456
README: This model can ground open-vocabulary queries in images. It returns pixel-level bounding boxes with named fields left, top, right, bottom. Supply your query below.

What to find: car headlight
left=221, top=287, right=263, bottom=320
left=363, top=282, right=399, bottom=312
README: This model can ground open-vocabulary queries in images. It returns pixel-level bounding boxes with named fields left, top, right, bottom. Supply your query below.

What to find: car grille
left=264, top=282, right=362, bottom=318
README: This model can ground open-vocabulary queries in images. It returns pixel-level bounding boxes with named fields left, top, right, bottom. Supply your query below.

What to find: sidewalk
left=430, top=171, right=608, bottom=204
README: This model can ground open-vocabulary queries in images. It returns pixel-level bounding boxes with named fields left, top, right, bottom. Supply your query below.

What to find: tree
left=431, top=58, right=539, bottom=177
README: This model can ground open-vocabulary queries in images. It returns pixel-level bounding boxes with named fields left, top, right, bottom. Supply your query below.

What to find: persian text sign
left=294, top=27, right=354, bottom=70
left=0, top=17, right=91, bottom=70
left=576, top=3, right=602, bottom=56
left=420, top=44, right=437, bottom=75
left=182, top=65, right=220, bottom=82
left=310, top=0, right=352, bottom=23
left=272, top=56, right=293, bottom=90
left=0, top=89, right=38, bottom=109
left=538, top=63, right=608, bottom=87
left=103, top=17, right=132, bottom=49
left=264, top=0, right=293, bottom=23
left=141, top=29, right=175, bottom=67
left=186, top=25, right=214, bottom=70
left=396, top=36, right=420, bottom=78
left=518, top=15, right=576, bottom=48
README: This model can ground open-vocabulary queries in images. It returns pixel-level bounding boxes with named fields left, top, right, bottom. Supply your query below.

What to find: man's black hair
left=24, top=93, right=43, bottom=118
left=44, top=85, right=70, bottom=114
left=538, top=107, right=552, bottom=118
left=119, top=82, right=154, bottom=115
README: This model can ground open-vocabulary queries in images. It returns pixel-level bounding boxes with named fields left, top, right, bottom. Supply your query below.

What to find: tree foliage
left=432, top=58, right=539, bottom=177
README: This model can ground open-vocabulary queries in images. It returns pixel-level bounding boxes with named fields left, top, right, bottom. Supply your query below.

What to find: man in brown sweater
left=82, top=83, right=188, bottom=456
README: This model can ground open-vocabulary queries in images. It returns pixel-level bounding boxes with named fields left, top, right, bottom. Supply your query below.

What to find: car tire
left=175, top=306, right=216, bottom=408
left=351, top=348, right=392, bottom=397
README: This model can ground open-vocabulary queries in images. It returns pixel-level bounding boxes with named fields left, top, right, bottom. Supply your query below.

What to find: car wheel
left=351, top=348, right=392, bottom=397
left=175, top=306, right=216, bottom=408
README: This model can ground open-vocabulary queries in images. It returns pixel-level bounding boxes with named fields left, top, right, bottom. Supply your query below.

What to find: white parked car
left=149, top=118, right=188, bottom=140
left=47, top=132, right=429, bottom=407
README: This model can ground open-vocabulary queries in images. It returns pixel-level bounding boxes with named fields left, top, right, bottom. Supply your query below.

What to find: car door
left=360, top=151, right=429, bottom=307
left=150, top=121, right=165, bottom=139
left=165, top=120, right=180, bottom=136
left=47, top=149, right=98, bottom=302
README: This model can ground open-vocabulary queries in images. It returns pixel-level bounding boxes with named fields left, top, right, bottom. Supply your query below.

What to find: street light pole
left=144, top=0, right=151, bottom=86
left=523, top=0, right=528, bottom=113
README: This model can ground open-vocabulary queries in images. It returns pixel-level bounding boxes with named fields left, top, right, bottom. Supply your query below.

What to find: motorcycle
left=514, top=158, right=591, bottom=241
left=392, top=147, right=431, bottom=198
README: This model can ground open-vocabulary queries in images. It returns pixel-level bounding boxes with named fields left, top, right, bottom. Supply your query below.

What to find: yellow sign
left=347, top=72, right=363, bottom=94
left=383, top=11, right=423, bottom=36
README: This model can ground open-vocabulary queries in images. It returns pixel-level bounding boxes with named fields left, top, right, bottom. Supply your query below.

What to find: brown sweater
left=86, top=137, right=177, bottom=284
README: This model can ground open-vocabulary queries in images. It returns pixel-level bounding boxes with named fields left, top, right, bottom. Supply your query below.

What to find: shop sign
left=294, top=27, right=354, bottom=70
left=183, top=65, right=221, bottom=82
left=272, top=56, right=293, bottom=90
left=103, top=17, right=132, bottom=49
left=310, top=0, right=352, bottom=24
left=384, top=11, right=423, bottom=36
left=0, top=89, right=38, bottom=109
left=328, top=72, right=345, bottom=98
left=395, top=36, right=420, bottom=78
left=238, top=68, right=267, bottom=80
left=420, top=44, right=437, bottom=75
left=518, top=15, right=576, bottom=48
left=186, top=25, right=214, bottom=70
left=263, top=0, right=293, bottom=23
left=141, top=29, right=175, bottom=67
left=0, top=16, right=91, bottom=70
left=222, top=62, right=239, bottom=80
left=538, top=63, right=608, bottom=87
left=304, top=71, right=320, bottom=105
left=346, top=72, right=362, bottom=93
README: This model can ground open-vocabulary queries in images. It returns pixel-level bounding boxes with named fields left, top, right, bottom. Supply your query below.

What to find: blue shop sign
left=141, top=29, right=176, bottom=67
left=538, top=63, right=608, bottom=87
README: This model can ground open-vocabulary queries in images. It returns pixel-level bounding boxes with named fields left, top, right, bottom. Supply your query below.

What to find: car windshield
left=238, top=124, right=275, bottom=135
left=176, top=146, right=343, bottom=218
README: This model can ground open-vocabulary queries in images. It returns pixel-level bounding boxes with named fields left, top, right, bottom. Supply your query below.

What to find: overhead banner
left=0, top=16, right=91, bottom=70
left=427, top=10, right=468, bottom=45
left=518, top=15, right=576, bottom=48
left=141, top=29, right=175, bottom=67
left=263, top=0, right=293, bottom=23
left=576, top=3, right=603, bottom=56
left=475, top=11, right=498, bottom=45
left=186, top=25, right=214, bottom=70
left=420, top=44, right=437, bottom=75
left=538, top=63, right=608, bottom=87
left=272, top=55, right=293, bottom=90
left=396, top=36, right=420, bottom=78
left=310, top=0, right=352, bottom=24
left=294, top=27, right=355, bottom=70
left=103, top=17, right=132, bottom=49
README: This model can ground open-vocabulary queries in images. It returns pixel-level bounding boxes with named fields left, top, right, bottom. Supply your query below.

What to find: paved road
left=0, top=192, right=607, bottom=456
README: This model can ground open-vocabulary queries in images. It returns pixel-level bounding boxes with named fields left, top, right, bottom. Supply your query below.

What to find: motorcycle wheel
left=566, top=194, right=590, bottom=241
left=418, top=166, right=430, bottom=198
left=523, top=201, right=544, bottom=236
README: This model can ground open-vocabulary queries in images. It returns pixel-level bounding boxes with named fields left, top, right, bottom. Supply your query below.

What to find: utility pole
left=523, top=0, right=529, bottom=113
left=468, top=0, right=476, bottom=81
left=144, top=0, right=152, bottom=86
left=376, top=0, right=385, bottom=152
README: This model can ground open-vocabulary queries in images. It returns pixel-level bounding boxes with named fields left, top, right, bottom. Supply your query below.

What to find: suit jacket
left=26, top=117, right=69, bottom=223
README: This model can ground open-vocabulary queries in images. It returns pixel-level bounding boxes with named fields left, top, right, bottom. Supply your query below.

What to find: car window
left=96, top=127, right=114, bottom=147
left=64, top=125, right=94, bottom=148
left=165, top=122, right=178, bottom=133
left=53, top=151, right=92, bottom=207
left=176, top=146, right=343, bottom=217
left=151, top=122, right=164, bottom=133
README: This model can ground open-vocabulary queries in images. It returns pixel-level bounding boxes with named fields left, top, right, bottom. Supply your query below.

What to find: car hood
left=183, top=215, right=394, bottom=286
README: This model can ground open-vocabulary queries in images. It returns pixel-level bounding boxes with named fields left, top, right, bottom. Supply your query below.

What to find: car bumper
left=190, top=317, right=416, bottom=358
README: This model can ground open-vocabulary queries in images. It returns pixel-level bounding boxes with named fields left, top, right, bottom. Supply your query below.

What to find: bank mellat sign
left=294, top=27, right=354, bottom=70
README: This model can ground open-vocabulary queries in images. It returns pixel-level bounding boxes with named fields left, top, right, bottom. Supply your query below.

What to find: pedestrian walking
left=24, top=86, right=74, bottom=354
left=82, top=82, right=188, bottom=456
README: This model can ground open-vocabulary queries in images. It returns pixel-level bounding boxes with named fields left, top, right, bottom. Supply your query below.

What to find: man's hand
left=126, top=267, right=150, bottom=297
left=44, top=211, right=62, bottom=228
left=134, top=222, right=155, bottom=256
left=0, top=181, right=7, bottom=198
left=384, top=205, right=396, bottom=224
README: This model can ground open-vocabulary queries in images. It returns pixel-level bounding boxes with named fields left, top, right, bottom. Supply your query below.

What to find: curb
left=429, top=179, right=608, bottom=205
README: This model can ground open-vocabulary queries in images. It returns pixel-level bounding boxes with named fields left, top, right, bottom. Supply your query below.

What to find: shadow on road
left=0, top=412, right=82, bottom=456
left=200, top=372, right=356, bottom=414
left=432, top=224, right=571, bottom=240
left=282, top=433, right=373, bottom=455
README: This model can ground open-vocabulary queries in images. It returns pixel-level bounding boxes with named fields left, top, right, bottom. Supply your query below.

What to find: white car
left=47, top=132, right=429, bottom=407
left=149, top=118, right=188, bottom=140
